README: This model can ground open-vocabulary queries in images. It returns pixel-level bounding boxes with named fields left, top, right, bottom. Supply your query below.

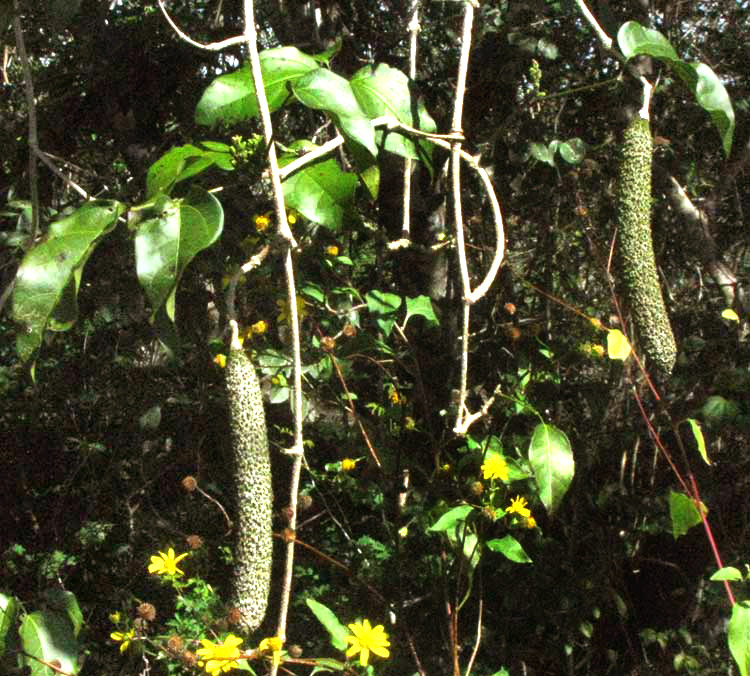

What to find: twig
left=574, top=0, right=613, bottom=51
left=240, top=2, right=304, bottom=667
left=12, top=1, right=39, bottom=238
left=157, top=0, right=245, bottom=51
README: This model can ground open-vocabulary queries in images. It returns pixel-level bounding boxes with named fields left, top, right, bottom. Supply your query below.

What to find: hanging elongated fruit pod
left=616, top=114, right=677, bottom=376
left=225, top=320, right=273, bottom=630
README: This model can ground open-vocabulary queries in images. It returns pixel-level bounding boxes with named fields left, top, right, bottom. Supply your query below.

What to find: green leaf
left=146, top=144, right=233, bottom=199
left=305, top=598, right=349, bottom=651
left=669, top=490, right=705, bottom=539
left=20, top=610, right=79, bottom=675
left=428, top=505, right=474, bottom=532
left=528, top=423, right=574, bottom=513
left=350, top=63, right=436, bottom=168
left=280, top=144, right=358, bottom=231
left=685, top=418, right=710, bottom=465
left=135, top=186, right=223, bottom=326
left=486, top=535, right=533, bottom=563
left=41, top=590, right=83, bottom=638
left=701, top=394, right=738, bottom=425
left=404, top=295, right=439, bottom=327
left=617, top=21, right=734, bottom=156
left=292, top=67, right=377, bottom=160
left=529, top=142, right=556, bottom=167
left=558, top=138, right=588, bottom=165
left=710, top=566, right=743, bottom=582
left=722, top=308, right=740, bottom=322
left=195, top=48, right=318, bottom=126
left=617, top=21, right=679, bottom=61
left=0, top=593, right=18, bottom=658
left=12, top=200, right=124, bottom=362
left=729, top=601, right=750, bottom=676
left=365, top=290, right=402, bottom=315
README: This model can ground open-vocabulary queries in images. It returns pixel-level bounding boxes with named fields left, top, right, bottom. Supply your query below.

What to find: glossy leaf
left=350, top=63, right=436, bottom=166
left=195, top=48, right=318, bottom=126
left=617, top=21, right=734, bottom=156
left=146, top=143, right=233, bottom=199
left=486, top=535, right=533, bottom=563
left=722, top=308, right=740, bottom=322
left=135, top=187, right=223, bottom=325
left=685, top=418, right=710, bottom=465
left=280, top=144, right=358, bottom=231
left=711, top=566, right=743, bottom=582
left=528, top=423, right=574, bottom=513
left=729, top=601, right=750, bottom=676
left=306, top=598, right=348, bottom=651
left=12, top=200, right=124, bottom=362
left=292, top=67, right=377, bottom=160
left=669, top=490, right=705, bottom=539
left=20, top=610, right=79, bottom=675
left=529, top=142, right=555, bottom=167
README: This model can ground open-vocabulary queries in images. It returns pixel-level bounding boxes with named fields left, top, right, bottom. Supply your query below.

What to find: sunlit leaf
left=722, top=308, right=740, bottom=322
left=486, top=535, right=533, bottom=563
left=606, top=329, right=631, bottom=361
left=617, top=21, right=734, bottom=156
left=729, top=601, right=750, bottom=676
left=669, top=490, right=705, bottom=539
left=528, top=423, right=574, bottom=513
left=12, top=200, right=124, bottom=363
left=404, top=296, right=439, bottom=327
left=685, top=418, right=710, bottom=465
left=305, top=598, right=348, bottom=651
left=146, top=144, right=233, bottom=199
left=20, top=610, right=79, bottom=675
left=0, top=593, right=18, bottom=658
left=711, top=567, right=743, bottom=582
left=428, top=505, right=474, bottom=532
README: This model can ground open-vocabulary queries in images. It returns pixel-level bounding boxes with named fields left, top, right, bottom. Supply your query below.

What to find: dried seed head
left=181, top=476, right=198, bottom=492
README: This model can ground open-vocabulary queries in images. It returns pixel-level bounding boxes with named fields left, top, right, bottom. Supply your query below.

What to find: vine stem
left=241, top=1, right=304, bottom=666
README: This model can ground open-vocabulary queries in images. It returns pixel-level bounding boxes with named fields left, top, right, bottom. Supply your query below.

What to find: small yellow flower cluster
left=345, top=619, right=390, bottom=667
left=389, top=387, right=405, bottom=405
left=148, top=548, right=188, bottom=577
left=506, top=495, right=536, bottom=528
left=254, top=212, right=272, bottom=232
left=579, top=342, right=605, bottom=358
left=481, top=454, right=509, bottom=481
left=214, top=321, right=269, bottom=368
left=326, top=244, right=340, bottom=256
left=258, top=636, right=284, bottom=667
left=111, top=628, right=136, bottom=653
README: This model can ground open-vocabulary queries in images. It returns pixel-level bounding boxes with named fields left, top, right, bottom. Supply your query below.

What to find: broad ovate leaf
left=280, top=144, right=358, bottom=231
left=607, top=328, right=632, bottom=361
left=617, top=21, right=734, bottom=156
left=12, top=200, right=124, bottom=363
left=350, top=63, right=436, bottom=167
left=528, top=423, right=574, bottom=513
left=195, top=48, right=318, bottom=126
left=20, top=610, right=79, bottom=675
left=292, top=67, right=377, bottom=160
left=146, top=143, right=233, bottom=199
left=135, top=186, right=223, bottom=326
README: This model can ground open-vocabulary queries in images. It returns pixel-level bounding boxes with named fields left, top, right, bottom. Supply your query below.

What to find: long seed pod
left=225, top=320, right=273, bottom=630
left=617, top=114, right=677, bottom=376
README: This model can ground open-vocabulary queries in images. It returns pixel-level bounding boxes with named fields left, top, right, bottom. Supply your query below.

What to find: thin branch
left=574, top=0, right=613, bottom=51
left=240, top=1, right=304, bottom=664
left=157, top=0, right=245, bottom=51
left=13, top=0, right=39, bottom=237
